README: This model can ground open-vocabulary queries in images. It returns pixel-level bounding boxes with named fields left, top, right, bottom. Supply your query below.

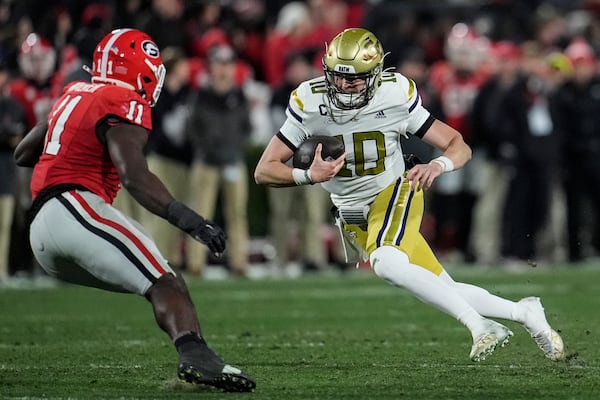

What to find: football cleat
left=178, top=361, right=256, bottom=392
left=470, top=319, right=513, bottom=362
left=177, top=341, right=256, bottom=392
left=518, top=296, right=565, bottom=361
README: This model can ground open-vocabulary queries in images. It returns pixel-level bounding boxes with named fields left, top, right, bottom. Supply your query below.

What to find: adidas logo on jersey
left=375, top=110, right=386, bottom=119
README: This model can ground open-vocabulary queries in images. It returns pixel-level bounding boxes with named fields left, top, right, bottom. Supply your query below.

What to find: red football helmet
left=91, top=28, right=165, bottom=106
left=18, top=33, right=57, bottom=84
left=445, top=23, right=489, bottom=72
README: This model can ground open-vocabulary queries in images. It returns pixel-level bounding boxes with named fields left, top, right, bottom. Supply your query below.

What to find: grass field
left=0, top=265, right=598, bottom=399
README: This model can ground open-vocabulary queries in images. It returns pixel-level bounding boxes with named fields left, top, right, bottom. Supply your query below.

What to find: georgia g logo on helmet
left=142, top=40, right=160, bottom=59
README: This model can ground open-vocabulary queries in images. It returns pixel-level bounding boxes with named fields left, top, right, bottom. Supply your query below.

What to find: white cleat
left=519, top=297, right=565, bottom=361
left=470, top=320, right=514, bottom=362
left=532, top=329, right=565, bottom=361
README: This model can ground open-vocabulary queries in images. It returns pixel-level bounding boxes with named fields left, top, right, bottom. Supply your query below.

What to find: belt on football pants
left=29, top=184, right=91, bottom=224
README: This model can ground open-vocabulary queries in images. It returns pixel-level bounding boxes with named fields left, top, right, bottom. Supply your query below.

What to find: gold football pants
left=345, top=177, right=443, bottom=275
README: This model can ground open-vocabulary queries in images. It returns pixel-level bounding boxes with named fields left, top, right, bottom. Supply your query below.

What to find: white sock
left=438, top=271, right=522, bottom=322
left=371, top=246, right=487, bottom=336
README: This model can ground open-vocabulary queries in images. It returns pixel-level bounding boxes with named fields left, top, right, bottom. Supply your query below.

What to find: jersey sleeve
left=278, top=80, right=318, bottom=149
left=96, top=86, right=153, bottom=131
left=398, top=75, right=433, bottom=137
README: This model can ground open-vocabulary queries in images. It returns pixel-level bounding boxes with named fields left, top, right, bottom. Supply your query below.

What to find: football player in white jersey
left=255, top=28, right=565, bottom=362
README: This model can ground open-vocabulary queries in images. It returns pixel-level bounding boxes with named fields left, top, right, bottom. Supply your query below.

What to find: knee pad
left=370, top=246, right=410, bottom=282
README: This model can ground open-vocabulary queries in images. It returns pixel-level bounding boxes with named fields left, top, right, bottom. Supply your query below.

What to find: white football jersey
left=279, top=72, right=433, bottom=207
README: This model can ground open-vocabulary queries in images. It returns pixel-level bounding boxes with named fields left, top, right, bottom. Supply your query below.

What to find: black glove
left=166, top=201, right=226, bottom=255
left=403, top=153, right=423, bottom=170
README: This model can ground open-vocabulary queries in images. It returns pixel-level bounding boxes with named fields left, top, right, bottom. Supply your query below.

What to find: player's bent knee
left=370, top=245, right=410, bottom=282
left=145, top=272, right=184, bottom=300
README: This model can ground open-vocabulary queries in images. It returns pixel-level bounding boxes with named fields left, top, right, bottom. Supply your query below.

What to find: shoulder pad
left=286, top=77, right=327, bottom=125
left=377, top=72, right=418, bottom=106
left=96, top=85, right=152, bottom=130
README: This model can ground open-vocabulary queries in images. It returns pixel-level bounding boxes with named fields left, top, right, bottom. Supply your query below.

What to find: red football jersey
left=31, top=82, right=153, bottom=203
left=8, top=78, right=60, bottom=129
left=429, top=61, right=489, bottom=143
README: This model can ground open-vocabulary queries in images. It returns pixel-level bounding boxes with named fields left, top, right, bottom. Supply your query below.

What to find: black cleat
left=178, top=362, right=256, bottom=392
left=174, top=332, right=255, bottom=392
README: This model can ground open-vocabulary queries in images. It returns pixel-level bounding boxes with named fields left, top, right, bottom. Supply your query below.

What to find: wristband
left=430, top=156, right=454, bottom=173
left=292, top=168, right=314, bottom=185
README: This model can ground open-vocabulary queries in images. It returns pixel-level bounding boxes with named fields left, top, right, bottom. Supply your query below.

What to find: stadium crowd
left=1, top=0, right=600, bottom=283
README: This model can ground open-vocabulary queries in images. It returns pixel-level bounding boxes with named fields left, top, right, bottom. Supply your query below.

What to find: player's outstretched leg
left=469, top=319, right=513, bottom=362
left=146, top=274, right=256, bottom=392
left=371, top=246, right=514, bottom=362
left=175, top=332, right=256, bottom=392
left=438, top=272, right=565, bottom=361
left=517, top=297, right=565, bottom=361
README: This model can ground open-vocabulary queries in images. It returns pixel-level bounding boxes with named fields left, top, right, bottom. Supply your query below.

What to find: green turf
left=0, top=265, right=598, bottom=399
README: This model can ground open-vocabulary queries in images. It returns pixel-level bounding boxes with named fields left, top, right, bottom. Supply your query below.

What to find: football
left=292, top=135, right=345, bottom=170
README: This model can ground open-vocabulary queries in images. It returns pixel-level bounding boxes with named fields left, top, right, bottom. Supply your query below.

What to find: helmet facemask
left=139, top=59, right=165, bottom=107
left=324, top=64, right=382, bottom=110
left=322, top=28, right=385, bottom=110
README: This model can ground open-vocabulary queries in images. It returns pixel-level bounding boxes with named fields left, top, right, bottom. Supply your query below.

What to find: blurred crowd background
left=2, top=0, right=600, bottom=283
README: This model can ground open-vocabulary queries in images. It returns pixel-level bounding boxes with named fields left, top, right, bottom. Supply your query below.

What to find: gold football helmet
left=323, top=28, right=385, bottom=109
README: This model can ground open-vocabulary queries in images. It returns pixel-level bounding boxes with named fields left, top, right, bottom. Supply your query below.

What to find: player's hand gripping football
left=308, top=144, right=347, bottom=183
left=405, top=160, right=444, bottom=191
left=166, top=201, right=226, bottom=256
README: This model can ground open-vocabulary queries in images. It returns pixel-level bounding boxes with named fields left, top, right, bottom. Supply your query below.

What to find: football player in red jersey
left=428, top=23, right=491, bottom=263
left=8, top=33, right=60, bottom=278
left=13, top=28, right=255, bottom=392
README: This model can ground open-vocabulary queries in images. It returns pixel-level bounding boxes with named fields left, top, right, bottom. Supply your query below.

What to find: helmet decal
left=142, top=40, right=160, bottom=58
left=98, top=28, right=132, bottom=81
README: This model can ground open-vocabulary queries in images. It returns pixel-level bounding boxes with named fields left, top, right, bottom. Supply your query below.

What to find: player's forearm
left=441, top=135, right=472, bottom=171
left=121, top=171, right=175, bottom=218
left=254, top=161, right=297, bottom=187
left=423, top=120, right=472, bottom=171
